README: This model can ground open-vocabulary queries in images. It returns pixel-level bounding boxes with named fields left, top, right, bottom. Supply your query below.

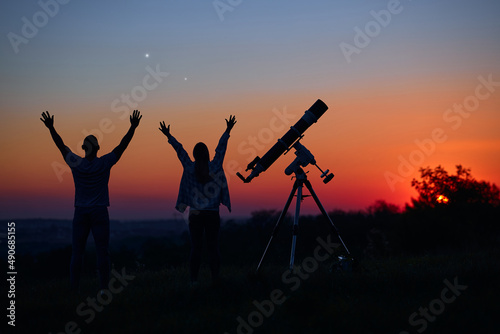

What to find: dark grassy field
left=12, top=247, right=500, bottom=334
left=7, top=204, right=500, bottom=334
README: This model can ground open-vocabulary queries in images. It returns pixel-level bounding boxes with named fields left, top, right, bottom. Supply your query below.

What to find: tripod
left=256, top=167, right=351, bottom=272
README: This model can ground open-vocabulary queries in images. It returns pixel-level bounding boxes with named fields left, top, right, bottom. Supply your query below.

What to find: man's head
left=82, top=135, right=100, bottom=157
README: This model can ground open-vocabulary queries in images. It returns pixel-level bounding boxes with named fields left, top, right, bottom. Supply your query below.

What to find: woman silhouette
left=159, top=115, right=236, bottom=285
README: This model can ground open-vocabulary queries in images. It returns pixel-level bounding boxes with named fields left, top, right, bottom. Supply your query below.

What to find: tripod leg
left=289, top=181, right=303, bottom=270
left=256, top=180, right=299, bottom=273
left=304, top=180, right=351, bottom=255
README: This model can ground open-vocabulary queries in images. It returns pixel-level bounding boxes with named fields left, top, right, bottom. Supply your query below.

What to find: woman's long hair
left=193, top=142, right=212, bottom=184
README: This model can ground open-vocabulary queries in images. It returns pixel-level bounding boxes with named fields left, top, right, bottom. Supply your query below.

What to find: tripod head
left=284, top=141, right=334, bottom=183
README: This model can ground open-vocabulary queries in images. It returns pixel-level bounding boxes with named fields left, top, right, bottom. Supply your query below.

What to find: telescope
left=240, top=99, right=352, bottom=272
left=237, top=99, right=328, bottom=183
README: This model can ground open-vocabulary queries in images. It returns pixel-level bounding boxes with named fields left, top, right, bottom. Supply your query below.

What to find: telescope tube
left=244, top=99, right=328, bottom=182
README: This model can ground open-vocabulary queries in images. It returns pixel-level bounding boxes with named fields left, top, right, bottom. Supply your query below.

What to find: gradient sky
left=1, top=0, right=499, bottom=220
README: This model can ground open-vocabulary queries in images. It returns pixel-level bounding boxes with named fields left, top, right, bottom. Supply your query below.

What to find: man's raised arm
left=112, top=109, right=142, bottom=161
left=40, top=111, right=70, bottom=159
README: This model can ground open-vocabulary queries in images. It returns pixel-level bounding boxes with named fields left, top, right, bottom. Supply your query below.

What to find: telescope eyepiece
left=246, top=156, right=261, bottom=171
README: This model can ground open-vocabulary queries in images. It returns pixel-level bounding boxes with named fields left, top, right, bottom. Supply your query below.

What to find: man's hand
left=40, top=111, right=54, bottom=129
left=130, top=109, right=142, bottom=128
left=113, top=110, right=142, bottom=161
left=159, top=121, right=171, bottom=138
left=225, top=115, right=236, bottom=133
left=40, top=111, right=68, bottom=158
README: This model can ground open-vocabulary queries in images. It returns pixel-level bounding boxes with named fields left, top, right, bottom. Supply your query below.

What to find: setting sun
left=436, top=195, right=449, bottom=204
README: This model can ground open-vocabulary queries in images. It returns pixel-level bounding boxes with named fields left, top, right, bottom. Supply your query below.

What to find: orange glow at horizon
left=1, top=78, right=499, bottom=219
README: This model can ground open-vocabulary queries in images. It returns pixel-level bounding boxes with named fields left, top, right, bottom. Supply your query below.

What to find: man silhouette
left=41, top=110, right=142, bottom=291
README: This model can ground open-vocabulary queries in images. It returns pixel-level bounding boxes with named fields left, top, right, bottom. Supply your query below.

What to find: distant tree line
left=9, top=165, right=500, bottom=279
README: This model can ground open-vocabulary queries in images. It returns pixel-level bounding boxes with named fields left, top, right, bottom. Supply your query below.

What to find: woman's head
left=193, top=142, right=211, bottom=184
left=193, top=142, right=209, bottom=162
